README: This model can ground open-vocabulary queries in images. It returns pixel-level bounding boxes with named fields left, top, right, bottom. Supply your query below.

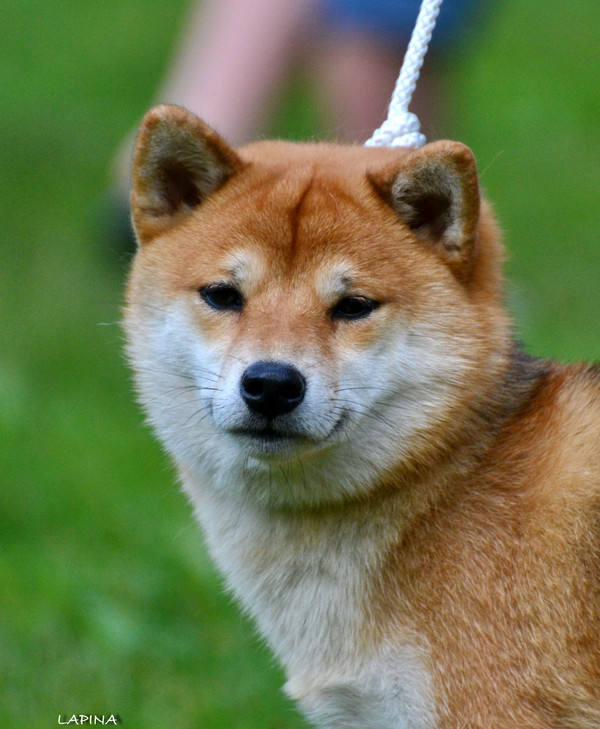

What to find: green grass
left=1, top=0, right=599, bottom=727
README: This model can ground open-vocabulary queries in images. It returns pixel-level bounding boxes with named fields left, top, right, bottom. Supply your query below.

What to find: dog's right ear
left=131, top=105, right=244, bottom=244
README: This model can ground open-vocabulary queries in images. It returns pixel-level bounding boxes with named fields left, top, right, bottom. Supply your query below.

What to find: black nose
left=240, top=361, right=306, bottom=419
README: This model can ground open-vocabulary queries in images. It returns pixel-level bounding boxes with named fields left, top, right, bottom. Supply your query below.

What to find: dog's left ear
left=131, top=104, right=245, bottom=244
left=371, top=141, right=480, bottom=280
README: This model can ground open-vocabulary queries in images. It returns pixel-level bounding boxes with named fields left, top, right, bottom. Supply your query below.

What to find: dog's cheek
left=330, top=330, right=392, bottom=420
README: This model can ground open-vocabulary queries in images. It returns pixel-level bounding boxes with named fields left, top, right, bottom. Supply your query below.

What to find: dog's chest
left=190, top=486, right=437, bottom=728
left=195, top=490, right=375, bottom=668
left=288, top=644, right=437, bottom=729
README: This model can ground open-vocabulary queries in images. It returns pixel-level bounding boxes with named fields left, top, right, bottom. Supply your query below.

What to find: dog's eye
left=200, top=283, right=244, bottom=311
left=331, top=296, right=380, bottom=320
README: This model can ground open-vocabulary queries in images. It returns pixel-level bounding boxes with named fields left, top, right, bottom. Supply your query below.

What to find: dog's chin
left=227, top=426, right=321, bottom=460
left=221, top=409, right=351, bottom=461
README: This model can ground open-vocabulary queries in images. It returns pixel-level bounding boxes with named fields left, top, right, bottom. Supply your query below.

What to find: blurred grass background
left=1, top=0, right=599, bottom=727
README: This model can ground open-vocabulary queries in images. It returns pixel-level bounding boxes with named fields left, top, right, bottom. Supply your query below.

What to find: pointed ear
left=130, top=104, right=244, bottom=244
left=370, top=141, right=481, bottom=280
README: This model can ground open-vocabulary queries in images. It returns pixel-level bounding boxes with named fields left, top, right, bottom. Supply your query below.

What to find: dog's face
left=125, top=105, right=510, bottom=507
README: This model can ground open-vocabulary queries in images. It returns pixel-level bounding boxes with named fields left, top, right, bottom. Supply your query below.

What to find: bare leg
left=156, top=0, right=317, bottom=144
left=314, top=30, right=441, bottom=144
left=113, top=0, right=316, bottom=195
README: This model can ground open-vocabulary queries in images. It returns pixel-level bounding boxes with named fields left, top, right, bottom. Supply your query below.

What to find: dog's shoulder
left=483, top=354, right=600, bottom=503
left=529, top=361, right=600, bottom=501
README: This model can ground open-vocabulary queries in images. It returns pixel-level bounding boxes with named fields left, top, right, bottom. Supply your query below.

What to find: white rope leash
left=365, top=0, right=444, bottom=149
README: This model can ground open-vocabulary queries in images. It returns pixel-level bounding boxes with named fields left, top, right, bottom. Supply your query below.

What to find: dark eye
left=200, top=283, right=243, bottom=311
left=331, top=296, right=380, bottom=320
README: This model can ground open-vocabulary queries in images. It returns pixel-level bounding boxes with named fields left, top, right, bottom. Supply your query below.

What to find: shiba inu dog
left=124, top=104, right=600, bottom=728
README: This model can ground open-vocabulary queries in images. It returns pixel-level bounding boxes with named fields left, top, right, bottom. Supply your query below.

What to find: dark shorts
left=319, top=0, right=488, bottom=51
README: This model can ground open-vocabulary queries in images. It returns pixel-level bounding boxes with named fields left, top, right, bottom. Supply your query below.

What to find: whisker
left=372, top=399, right=412, bottom=413
left=181, top=403, right=214, bottom=428
left=332, top=398, right=396, bottom=429
left=296, top=457, right=307, bottom=492
left=278, top=464, right=290, bottom=487
left=134, top=364, right=221, bottom=384
left=221, top=352, right=250, bottom=367
left=134, top=365, right=198, bottom=382
left=333, top=385, right=389, bottom=394
left=188, top=365, right=223, bottom=381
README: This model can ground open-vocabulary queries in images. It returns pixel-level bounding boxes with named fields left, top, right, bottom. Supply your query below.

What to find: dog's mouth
left=227, top=411, right=349, bottom=459
left=236, top=426, right=289, bottom=439
left=231, top=424, right=301, bottom=442
left=228, top=424, right=317, bottom=458
left=226, top=404, right=348, bottom=459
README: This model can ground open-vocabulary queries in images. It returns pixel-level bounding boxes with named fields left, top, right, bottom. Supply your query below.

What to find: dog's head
left=125, top=105, right=510, bottom=507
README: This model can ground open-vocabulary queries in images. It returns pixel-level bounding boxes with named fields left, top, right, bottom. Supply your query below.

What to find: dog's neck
left=181, top=344, right=550, bottom=677
left=186, top=472, right=416, bottom=676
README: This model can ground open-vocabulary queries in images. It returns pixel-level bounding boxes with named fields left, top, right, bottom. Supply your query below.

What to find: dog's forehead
left=240, top=153, right=371, bottom=214
left=220, top=244, right=359, bottom=302
left=146, top=143, right=422, bottom=297
left=218, top=155, right=407, bottom=268
left=197, top=166, right=421, bottom=307
left=236, top=141, right=409, bottom=224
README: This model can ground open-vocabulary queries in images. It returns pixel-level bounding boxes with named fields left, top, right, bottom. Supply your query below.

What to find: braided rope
left=365, top=0, right=444, bottom=149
